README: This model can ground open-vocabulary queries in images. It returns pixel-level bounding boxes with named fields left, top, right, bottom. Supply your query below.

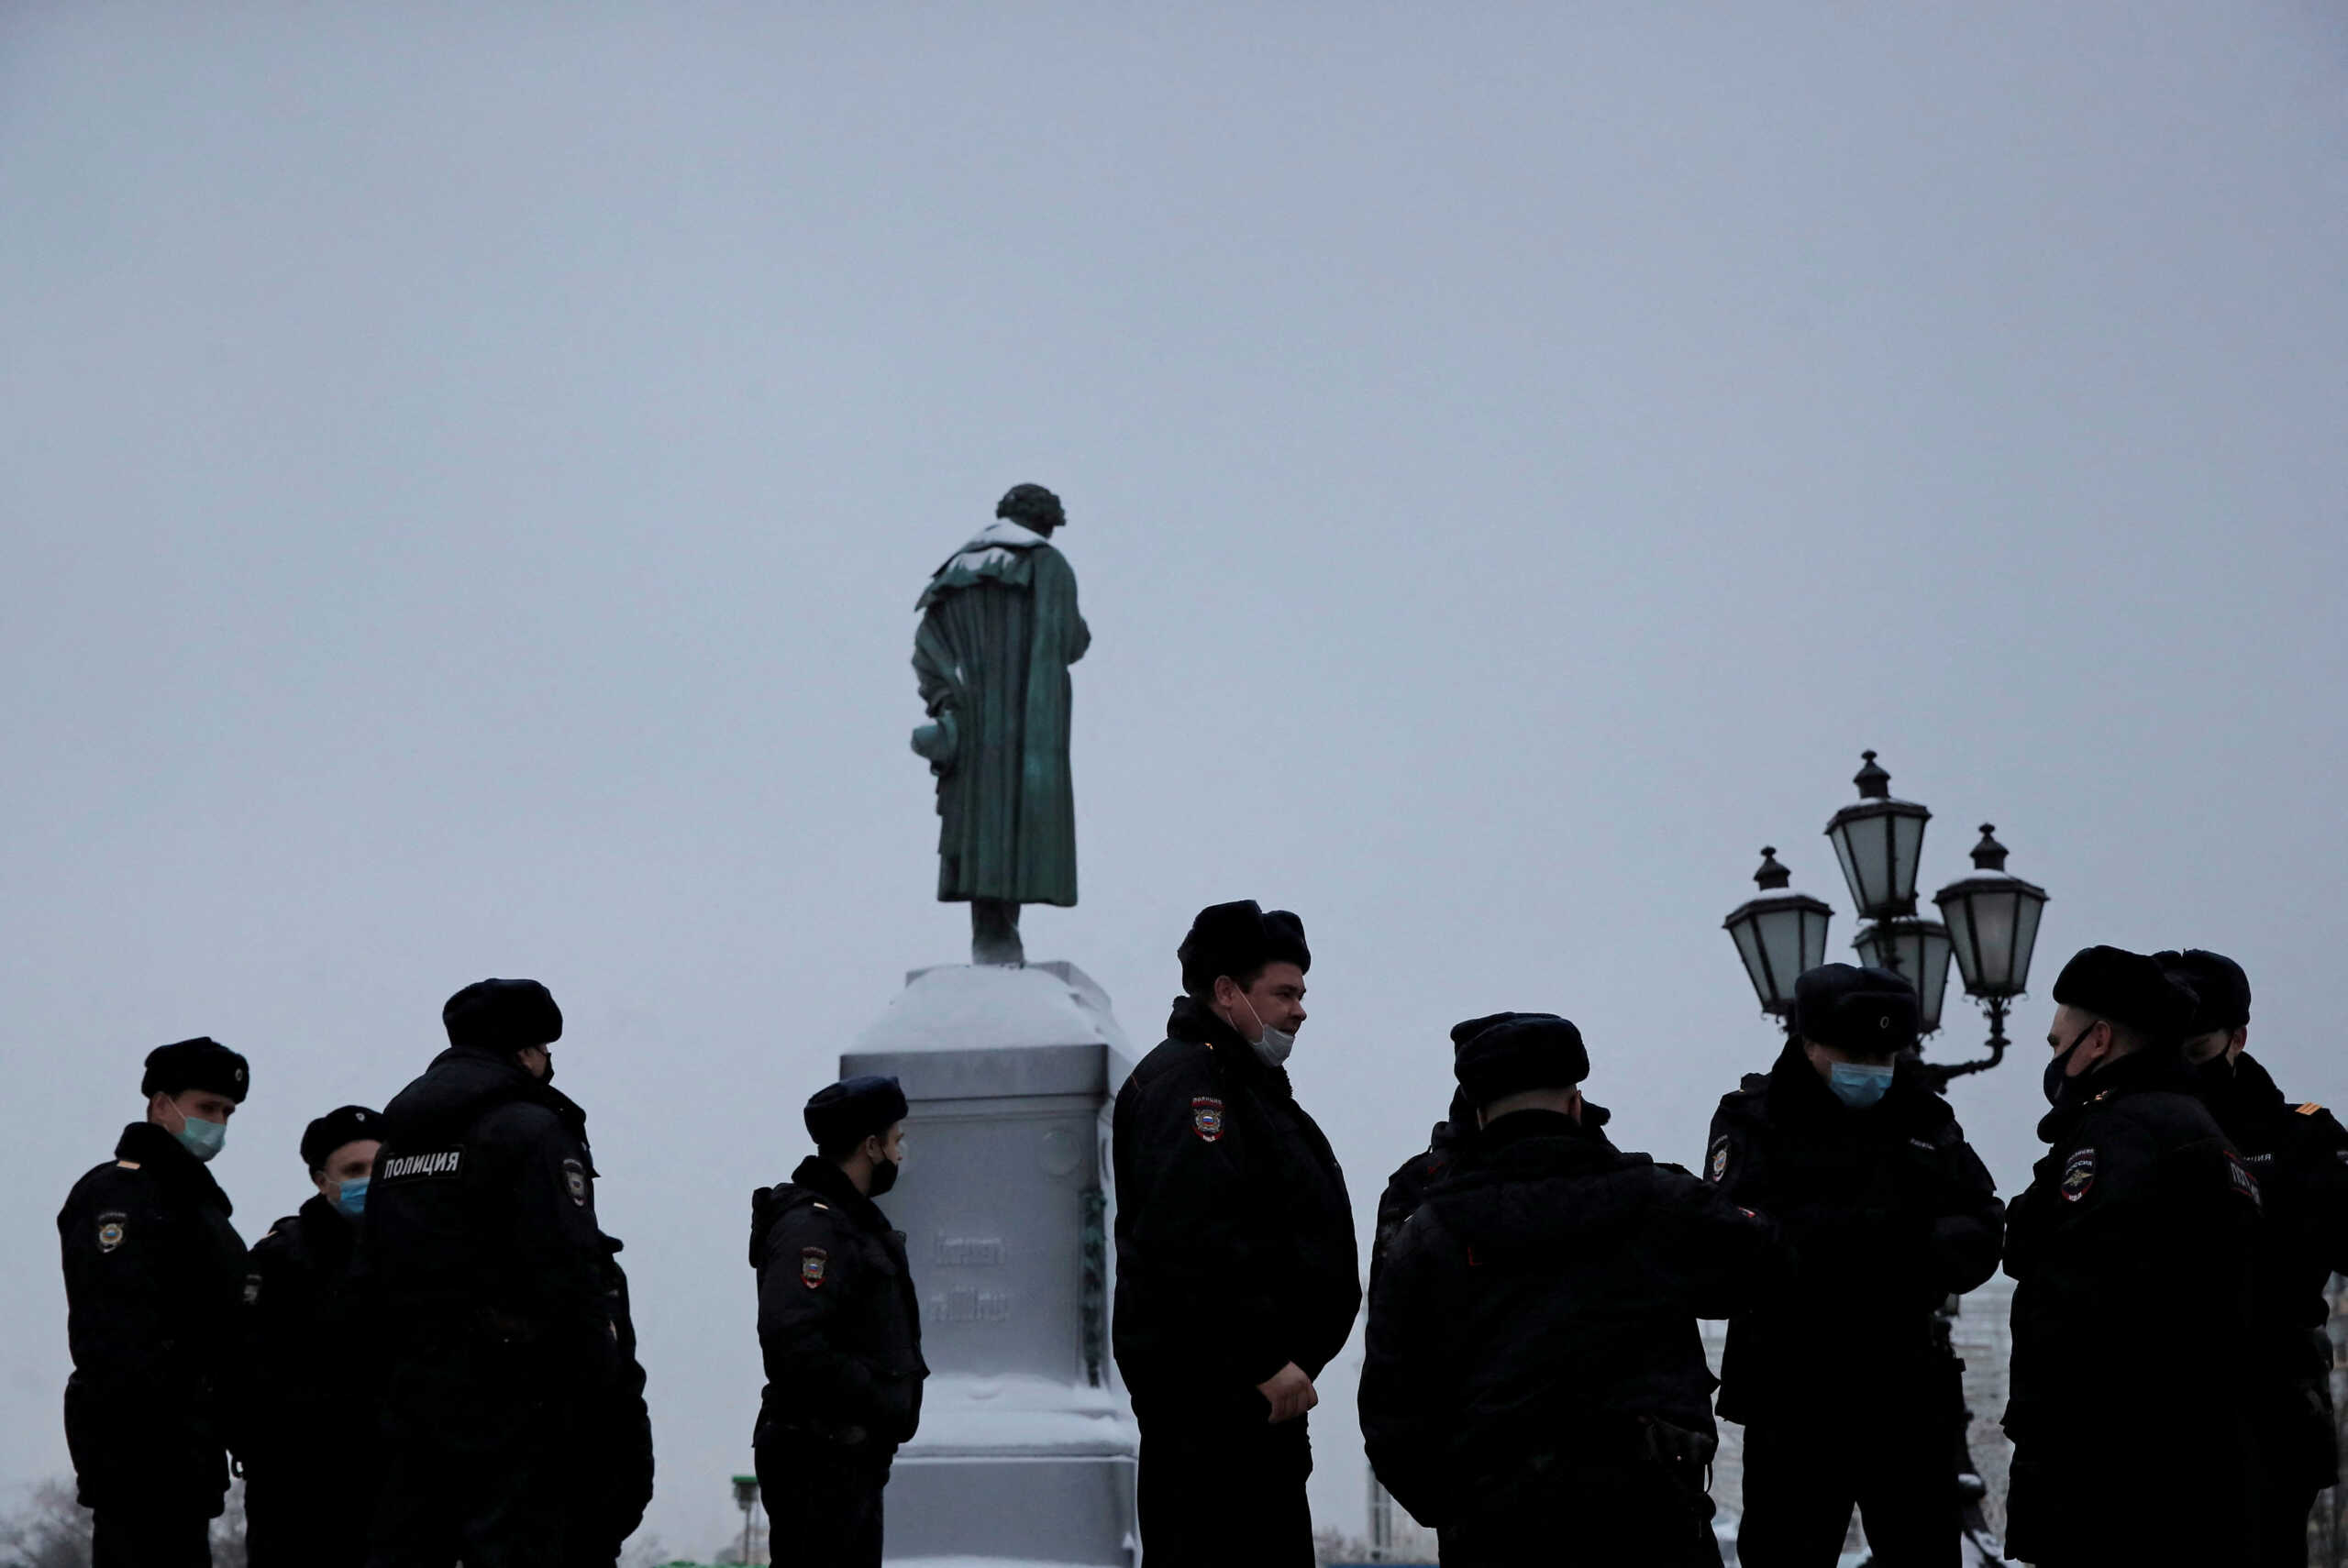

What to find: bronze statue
left=913, top=484, right=1089, bottom=965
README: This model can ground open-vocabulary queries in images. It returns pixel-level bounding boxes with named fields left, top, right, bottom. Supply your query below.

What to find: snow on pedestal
left=843, top=962, right=1139, bottom=1568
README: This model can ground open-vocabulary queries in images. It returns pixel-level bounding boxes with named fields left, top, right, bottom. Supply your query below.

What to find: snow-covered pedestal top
left=853, top=961, right=1132, bottom=1056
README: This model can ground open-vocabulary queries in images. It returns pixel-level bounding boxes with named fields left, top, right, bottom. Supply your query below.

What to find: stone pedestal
left=843, top=961, right=1140, bottom=1566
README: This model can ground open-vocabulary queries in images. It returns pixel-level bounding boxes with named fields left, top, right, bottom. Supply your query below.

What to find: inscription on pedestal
left=936, top=1234, right=1006, bottom=1267
left=936, top=1286, right=1015, bottom=1324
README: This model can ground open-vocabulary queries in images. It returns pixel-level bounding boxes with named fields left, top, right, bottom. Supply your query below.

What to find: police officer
left=1112, top=900, right=1360, bottom=1567
left=1361, top=1013, right=1784, bottom=1566
left=2001, top=945, right=2262, bottom=1566
left=241, top=1105, right=385, bottom=1568
left=1706, top=965, right=2005, bottom=1568
left=750, top=1076, right=926, bottom=1568
left=1370, top=1083, right=1477, bottom=1293
left=2165, top=947, right=2348, bottom=1568
left=58, top=1036, right=252, bottom=1568
left=363, top=978, right=622, bottom=1568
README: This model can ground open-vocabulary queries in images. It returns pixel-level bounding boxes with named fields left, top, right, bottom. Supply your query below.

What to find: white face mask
left=1229, top=991, right=1296, bottom=1068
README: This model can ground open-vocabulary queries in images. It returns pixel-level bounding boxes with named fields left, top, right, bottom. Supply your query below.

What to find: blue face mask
left=1827, top=1062, right=1896, bottom=1109
left=173, top=1116, right=228, bottom=1163
left=332, top=1177, right=370, bottom=1219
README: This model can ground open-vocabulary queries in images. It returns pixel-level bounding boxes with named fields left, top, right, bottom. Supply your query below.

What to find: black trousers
left=755, top=1436, right=891, bottom=1568
left=2252, top=1473, right=2319, bottom=1568
left=1439, top=1462, right=1722, bottom=1568
left=1737, top=1421, right=1957, bottom=1568
left=365, top=1342, right=579, bottom=1568
left=245, top=1463, right=368, bottom=1568
left=92, top=1511, right=211, bottom=1568
left=1136, top=1408, right=1314, bottom=1567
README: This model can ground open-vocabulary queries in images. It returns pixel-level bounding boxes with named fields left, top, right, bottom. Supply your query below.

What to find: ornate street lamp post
left=1722, top=847, right=1833, bottom=1021
left=1725, top=751, right=2050, bottom=1087
left=1929, top=823, right=2052, bottom=1087
left=1825, top=752, right=1956, bottom=1037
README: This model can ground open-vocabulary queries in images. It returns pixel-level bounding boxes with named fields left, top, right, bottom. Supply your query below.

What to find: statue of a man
left=912, top=483, right=1090, bottom=966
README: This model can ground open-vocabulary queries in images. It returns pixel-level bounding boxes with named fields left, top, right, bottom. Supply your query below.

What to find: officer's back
left=1362, top=1013, right=1785, bottom=1568
left=2167, top=947, right=2348, bottom=1568
left=362, top=978, right=613, bottom=1568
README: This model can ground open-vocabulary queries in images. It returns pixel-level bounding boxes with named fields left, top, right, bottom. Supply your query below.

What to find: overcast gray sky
left=6, top=2, right=2344, bottom=1554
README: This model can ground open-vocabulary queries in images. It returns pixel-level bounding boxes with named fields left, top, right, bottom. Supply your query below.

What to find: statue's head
left=996, top=483, right=1066, bottom=535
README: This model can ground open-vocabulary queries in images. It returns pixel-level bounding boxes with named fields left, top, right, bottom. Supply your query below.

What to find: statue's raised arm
left=912, top=483, right=1086, bottom=966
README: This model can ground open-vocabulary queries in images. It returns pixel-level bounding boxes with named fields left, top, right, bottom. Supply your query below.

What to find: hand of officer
left=1257, top=1362, right=1318, bottom=1424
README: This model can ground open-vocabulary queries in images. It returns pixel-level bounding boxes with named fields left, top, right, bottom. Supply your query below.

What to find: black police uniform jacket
left=238, top=1196, right=380, bottom=1565
left=1359, top=1109, right=1785, bottom=1529
left=2198, top=1051, right=2348, bottom=1491
left=2001, top=1047, right=2262, bottom=1565
left=1369, top=1097, right=1477, bottom=1296
left=242, top=1195, right=381, bottom=1472
left=362, top=1044, right=616, bottom=1383
left=1112, top=998, right=1361, bottom=1412
left=1705, top=1043, right=2004, bottom=1428
left=750, top=1155, right=928, bottom=1453
left=57, top=1121, right=249, bottom=1515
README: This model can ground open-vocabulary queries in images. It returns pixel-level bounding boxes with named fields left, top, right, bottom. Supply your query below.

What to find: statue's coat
left=914, top=521, right=1088, bottom=907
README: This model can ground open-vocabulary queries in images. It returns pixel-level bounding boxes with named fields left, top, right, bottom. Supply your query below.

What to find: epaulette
left=2298, top=1103, right=2325, bottom=1116
left=115, top=1159, right=140, bottom=1169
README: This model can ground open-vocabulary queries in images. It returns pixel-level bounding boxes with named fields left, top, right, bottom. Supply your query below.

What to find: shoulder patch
left=561, top=1156, right=588, bottom=1207
left=1191, top=1097, right=1225, bottom=1143
left=2225, top=1149, right=2263, bottom=1208
left=800, top=1246, right=828, bottom=1289
left=242, top=1272, right=262, bottom=1306
left=2298, top=1103, right=2325, bottom=1116
left=2061, top=1148, right=2097, bottom=1202
left=1708, top=1136, right=1731, bottom=1183
left=94, top=1211, right=127, bottom=1253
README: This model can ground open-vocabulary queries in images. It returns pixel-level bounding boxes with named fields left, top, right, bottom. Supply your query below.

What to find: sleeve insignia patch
left=562, top=1157, right=588, bottom=1207
left=242, top=1273, right=262, bottom=1306
left=1190, top=1097, right=1225, bottom=1143
left=2061, top=1148, right=2097, bottom=1202
left=2225, top=1150, right=2263, bottom=1207
left=1708, top=1137, right=1731, bottom=1183
left=800, top=1246, right=828, bottom=1289
left=95, top=1212, right=127, bottom=1253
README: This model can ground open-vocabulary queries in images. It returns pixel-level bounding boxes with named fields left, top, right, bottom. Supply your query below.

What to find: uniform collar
left=1765, top=1039, right=1938, bottom=1131
left=1165, top=996, right=1287, bottom=1091
left=116, top=1121, right=233, bottom=1218
left=2196, top=1049, right=2287, bottom=1126
left=295, top=1190, right=358, bottom=1260
left=2036, top=1043, right=2195, bottom=1143
left=789, top=1154, right=891, bottom=1231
